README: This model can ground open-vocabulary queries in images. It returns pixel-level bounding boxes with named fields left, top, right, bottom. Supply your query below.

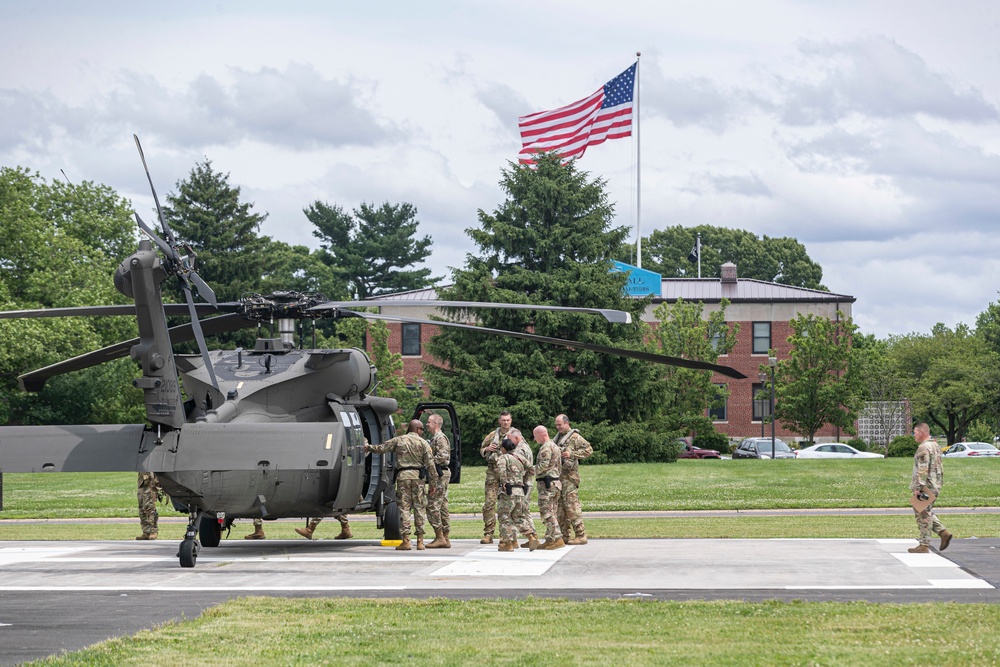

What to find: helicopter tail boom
left=0, top=424, right=146, bottom=473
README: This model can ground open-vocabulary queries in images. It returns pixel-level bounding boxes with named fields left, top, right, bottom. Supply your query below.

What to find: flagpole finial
left=636, top=51, right=641, bottom=57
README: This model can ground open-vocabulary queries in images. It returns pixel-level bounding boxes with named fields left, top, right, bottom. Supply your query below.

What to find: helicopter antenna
left=133, top=134, right=220, bottom=393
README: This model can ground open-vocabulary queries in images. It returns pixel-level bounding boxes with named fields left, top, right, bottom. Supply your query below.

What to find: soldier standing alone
left=908, top=422, right=953, bottom=553
left=365, top=420, right=438, bottom=551
left=533, top=425, right=564, bottom=549
left=554, top=414, right=592, bottom=545
left=479, top=411, right=514, bottom=544
left=425, top=414, right=452, bottom=548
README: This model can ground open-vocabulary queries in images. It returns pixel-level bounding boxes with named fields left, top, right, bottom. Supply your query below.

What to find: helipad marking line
left=891, top=552, right=959, bottom=568
left=0, top=546, right=98, bottom=565
left=0, top=586, right=407, bottom=592
left=427, top=545, right=573, bottom=577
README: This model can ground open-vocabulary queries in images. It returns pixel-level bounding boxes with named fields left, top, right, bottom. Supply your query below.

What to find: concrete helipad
left=1, top=536, right=998, bottom=665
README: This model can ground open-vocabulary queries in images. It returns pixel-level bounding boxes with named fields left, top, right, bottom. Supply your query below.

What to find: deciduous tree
left=775, top=312, right=862, bottom=443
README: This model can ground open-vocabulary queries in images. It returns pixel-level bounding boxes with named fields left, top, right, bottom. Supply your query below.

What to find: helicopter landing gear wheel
left=199, top=515, right=222, bottom=548
left=178, top=508, right=202, bottom=568
left=383, top=501, right=402, bottom=541
left=178, top=538, right=198, bottom=568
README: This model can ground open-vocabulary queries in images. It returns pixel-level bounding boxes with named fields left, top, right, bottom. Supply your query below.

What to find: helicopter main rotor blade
left=0, top=303, right=240, bottom=320
left=17, top=313, right=253, bottom=392
left=310, top=300, right=633, bottom=324
left=349, top=312, right=747, bottom=379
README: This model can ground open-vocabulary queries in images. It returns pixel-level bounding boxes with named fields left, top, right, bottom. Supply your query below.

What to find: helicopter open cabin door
left=412, top=402, right=461, bottom=484
left=330, top=404, right=367, bottom=511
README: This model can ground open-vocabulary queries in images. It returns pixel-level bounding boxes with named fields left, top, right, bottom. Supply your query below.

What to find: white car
left=943, top=442, right=1000, bottom=457
left=795, top=443, right=884, bottom=459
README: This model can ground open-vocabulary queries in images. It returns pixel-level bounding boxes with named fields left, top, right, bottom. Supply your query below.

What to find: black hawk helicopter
left=0, top=137, right=745, bottom=567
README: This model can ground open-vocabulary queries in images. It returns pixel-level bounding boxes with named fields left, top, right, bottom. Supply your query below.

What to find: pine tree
left=424, top=154, right=659, bottom=440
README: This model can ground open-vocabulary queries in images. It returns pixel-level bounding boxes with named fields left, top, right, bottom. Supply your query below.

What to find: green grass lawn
left=29, top=598, right=1000, bottom=667
left=2, top=457, right=997, bottom=519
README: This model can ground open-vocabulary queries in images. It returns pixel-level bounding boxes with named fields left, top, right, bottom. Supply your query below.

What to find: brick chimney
left=721, top=262, right=737, bottom=284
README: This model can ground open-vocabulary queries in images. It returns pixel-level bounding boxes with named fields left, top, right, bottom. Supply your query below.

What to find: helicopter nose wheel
left=177, top=508, right=202, bottom=568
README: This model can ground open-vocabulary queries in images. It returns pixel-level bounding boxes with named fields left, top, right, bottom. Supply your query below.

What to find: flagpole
left=635, top=52, right=642, bottom=269
left=697, top=232, right=702, bottom=279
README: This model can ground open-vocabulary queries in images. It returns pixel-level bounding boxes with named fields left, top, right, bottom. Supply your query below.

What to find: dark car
left=677, top=441, right=722, bottom=459
left=733, top=437, right=796, bottom=459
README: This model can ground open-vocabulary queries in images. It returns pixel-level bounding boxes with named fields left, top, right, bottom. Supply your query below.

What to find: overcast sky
left=2, top=1, right=999, bottom=338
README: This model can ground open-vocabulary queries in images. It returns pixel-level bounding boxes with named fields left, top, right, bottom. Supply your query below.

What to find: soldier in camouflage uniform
left=295, top=515, right=352, bottom=540
left=425, top=414, right=452, bottom=548
left=554, top=414, right=592, bottom=545
left=366, top=420, right=439, bottom=551
left=136, top=472, right=162, bottom=540
left=909, top=423, right=953, bottom=553
left=532, top=425, right=564, bottom=549
left=496, top=433, right=539, bottom=552
left=479, top=411, right=514, bottom=544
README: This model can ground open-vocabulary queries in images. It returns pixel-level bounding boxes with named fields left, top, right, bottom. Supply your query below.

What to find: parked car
left=795, top=443, right=884, bottom=459
left=943, top=442, right=1000, bottom=457
left=677, top=441, right=722, bottom=459
left=732, top=437, right=796, bottom=459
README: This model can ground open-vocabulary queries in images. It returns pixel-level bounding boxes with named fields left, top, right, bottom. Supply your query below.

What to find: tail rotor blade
left=182, top=284, right=220, bottom=392
left=189, top=271, right=218, bottom=307
left=133, top=134, right=177, bottom=245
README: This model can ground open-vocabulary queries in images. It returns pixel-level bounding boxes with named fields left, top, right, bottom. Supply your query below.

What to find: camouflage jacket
left=555, top=429, right=592, bottom=483
left=535, top=439, right=561, bottom=480
left=429, top=430, right=451, bottom=468
left=369, top=433, right=439, bottom=483
left=514, top=440, right=535, bottom=484
left=480, top=427, right=511, bottom=471
left=497, top=452, right=526, bottom=494
left=911, top=439, right=944, bottom=495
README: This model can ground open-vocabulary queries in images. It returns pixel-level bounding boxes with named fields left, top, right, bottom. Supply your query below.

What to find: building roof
left=364, top=280, right=854, bottom=305
left=658, top=278, right=855, bottom=304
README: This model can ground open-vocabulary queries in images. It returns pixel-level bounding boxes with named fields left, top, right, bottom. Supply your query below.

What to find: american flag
left=518, top=63, right=636, bottom=164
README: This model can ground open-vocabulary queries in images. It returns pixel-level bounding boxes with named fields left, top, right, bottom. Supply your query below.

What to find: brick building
left=368, top=262, right=856, bottom=443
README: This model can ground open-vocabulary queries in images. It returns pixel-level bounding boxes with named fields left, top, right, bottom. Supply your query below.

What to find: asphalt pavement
left=0, top=525, right=998, bottom=665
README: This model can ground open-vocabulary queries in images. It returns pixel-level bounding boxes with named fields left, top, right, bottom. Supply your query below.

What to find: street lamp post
left=769, top=356, right=777, bottom=459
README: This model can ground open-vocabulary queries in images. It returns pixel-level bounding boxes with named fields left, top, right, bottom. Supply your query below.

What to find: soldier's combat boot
left=416, top=536, right=426, bottom=551
left=334, top=525, right=352, bottom=540
left=135, top=532, right=157, bottom=541
left=939, top=530, right=953, bottom=551
left=908, top=544, right=929, bottom=553
left=480, top=533, right=494, bottom=544
left=519, top=540, right=531, bottom=548
left=498, top=540, right=515, bottom=552
left=294, top=526, right=314, bottom=540
left=427, top=528, right=448, bottom=548
left=244, top=527, right=265, bottom=540
left=443, top=530, right=451, bottom=548
left=542, top=537, right=565, bottom=550
left=527, top=534, right=540, bottom=551
left=567, top=533, right=588, bottom=545
left=396, top=537, right=412, bottom=551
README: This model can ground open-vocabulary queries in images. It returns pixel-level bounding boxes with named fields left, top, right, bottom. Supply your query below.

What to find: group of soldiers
left=137, top=408, right=593, bottom=555
left=480, top=411, right=592, bottom=552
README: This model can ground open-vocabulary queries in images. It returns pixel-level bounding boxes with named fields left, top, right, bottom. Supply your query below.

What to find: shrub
left=846, top=437, right=868, bottom=452
left=887, top=435, right=918, bottom=458
left=693, top=430, right=731, bottom=455
left=585, top=421, right=682, bottom=464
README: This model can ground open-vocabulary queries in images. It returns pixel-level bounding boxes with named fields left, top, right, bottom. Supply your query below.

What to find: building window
left=708, top=384, right=727, bottom=421
left=709, top=329, right=723, bottom=353
left=752, top=322, right=771, bottom=354
left=752, top=383, right=772, bottom=422
left=401, top=323, right=421, bottom=356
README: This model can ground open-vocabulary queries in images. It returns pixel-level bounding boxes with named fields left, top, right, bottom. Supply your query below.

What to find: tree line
left=2, top=154, right=995, bottom=458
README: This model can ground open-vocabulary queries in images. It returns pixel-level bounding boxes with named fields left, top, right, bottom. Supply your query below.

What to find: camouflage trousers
left=557, top=477, right=585, bottom=538
left=427, top=470, right=450, bottom=533
left=305, top=515, right=350, bottom=532
left=537, top=479, right=563, bottom=541
left=397, top=478, right=428, bottom=539
left=483, top=470, right=500, bottom=536
left=914, top=502, right=947, bottom=546
left=498, top=492, right=535, bottom=544
left=137, top=472, right=160, bottom=536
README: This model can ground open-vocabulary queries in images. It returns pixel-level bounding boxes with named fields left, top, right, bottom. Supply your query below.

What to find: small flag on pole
left=688, top=243, right=699, bottom=263
left=518, top=63, right=636, bottom=164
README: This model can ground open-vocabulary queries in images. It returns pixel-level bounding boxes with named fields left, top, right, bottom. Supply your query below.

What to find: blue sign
left=610, top=261, right=661, bottom=298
